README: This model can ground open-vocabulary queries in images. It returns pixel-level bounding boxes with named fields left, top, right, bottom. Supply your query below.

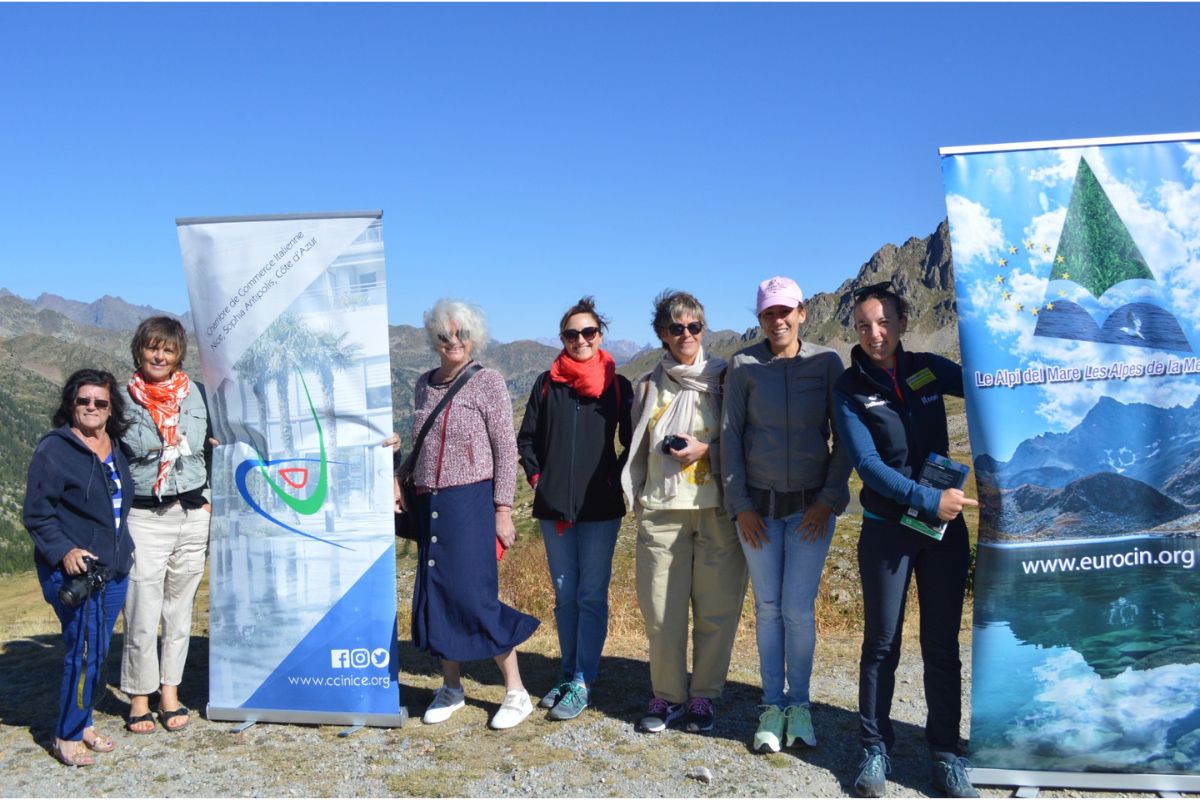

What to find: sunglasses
left=436, top=330, right=469, bottom=344
left=852, top=280, right=893, bottom=301
left=75, top=396, right=111, bottom=410
left=562, top=327, right=600, bottom=342
left=667, top=322, right=704, bottom=337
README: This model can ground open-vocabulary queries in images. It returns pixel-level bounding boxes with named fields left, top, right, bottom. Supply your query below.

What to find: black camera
left=660, top=434, right=688, bottom=454
left=58, top=556, right=105, bottom=609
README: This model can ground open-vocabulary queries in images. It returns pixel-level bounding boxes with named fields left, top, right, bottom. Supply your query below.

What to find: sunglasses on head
left=852, top=280, right=894, bottom=301
left=75, top=396, right=111, bottom=410
left=562, top=327, right=600, bottom=342
left=667, top=322, right=704, bottom=337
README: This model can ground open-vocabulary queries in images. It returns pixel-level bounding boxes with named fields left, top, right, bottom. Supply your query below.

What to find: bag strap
left=397, top=362, right=483, bottom=477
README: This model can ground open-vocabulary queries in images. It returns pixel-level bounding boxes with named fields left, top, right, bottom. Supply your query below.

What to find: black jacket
left=23, top=426, right=136, bottom=576
left=833, top=344, right=963, bottom=521
left=517, top=371, right=633, bottom=522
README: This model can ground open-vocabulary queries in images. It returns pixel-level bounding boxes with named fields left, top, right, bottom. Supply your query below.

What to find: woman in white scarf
left=620, top=290, right=748, bottom=736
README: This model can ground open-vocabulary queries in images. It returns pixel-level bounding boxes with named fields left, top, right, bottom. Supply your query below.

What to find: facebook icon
left=330, top=649, right=351, bottom=668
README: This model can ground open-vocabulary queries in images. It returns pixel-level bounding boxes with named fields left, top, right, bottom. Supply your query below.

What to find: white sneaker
left=490, top=689, right=533, bottom=730
left=422, top=685, right=465, bottom=724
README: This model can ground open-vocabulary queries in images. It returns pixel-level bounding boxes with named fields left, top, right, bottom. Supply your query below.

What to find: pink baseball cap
left=756, top=276, right=804, bottom=314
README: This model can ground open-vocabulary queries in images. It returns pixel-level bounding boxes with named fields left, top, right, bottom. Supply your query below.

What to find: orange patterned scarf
left=127, top=370, right=191, bottom=498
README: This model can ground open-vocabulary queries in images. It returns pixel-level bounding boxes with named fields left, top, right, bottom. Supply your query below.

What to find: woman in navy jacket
left=517, top=296, right=632, bottom=721
left=832, top=283, right=979, bottom=798
left=24, top=369, right=135, bottom=766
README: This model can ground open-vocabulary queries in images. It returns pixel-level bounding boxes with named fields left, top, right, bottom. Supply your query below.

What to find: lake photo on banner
left=971, top=534, right=1200, bottom=774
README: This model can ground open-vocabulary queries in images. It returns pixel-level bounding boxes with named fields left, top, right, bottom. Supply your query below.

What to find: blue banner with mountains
left=942, top=135, right=1200, bottom=785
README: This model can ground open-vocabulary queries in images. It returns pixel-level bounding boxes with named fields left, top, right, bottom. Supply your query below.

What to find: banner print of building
left=1031, top=158, right=1191, bottom=352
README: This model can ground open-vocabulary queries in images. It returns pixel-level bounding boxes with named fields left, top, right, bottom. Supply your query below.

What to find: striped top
left=104, top=452, right=123, bottom=532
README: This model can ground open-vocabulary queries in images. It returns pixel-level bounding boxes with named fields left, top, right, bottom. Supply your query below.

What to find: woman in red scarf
left=517, top=297, right=632, bottom=721
left=119, top=316, right=213, bottom=734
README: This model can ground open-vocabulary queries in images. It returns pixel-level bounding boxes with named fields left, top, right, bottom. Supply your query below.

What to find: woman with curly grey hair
left=399, top=298, right=539, bottom=731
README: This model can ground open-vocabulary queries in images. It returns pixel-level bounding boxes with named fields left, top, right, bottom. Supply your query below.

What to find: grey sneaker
left=931, top=753, right=979, bottom=798
left=637, top=697, right=684, bottom=733
left=853, top=745, right=891, bottom=797
left=538, top=679, right=572, bottom=709
left=547, top=681, right=588, bottom=720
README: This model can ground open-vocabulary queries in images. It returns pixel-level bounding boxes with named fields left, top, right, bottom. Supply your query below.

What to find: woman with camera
left=721, top=276, right=851, bottom=753
left=620, top=290, right=747, bottom=735
left=24, top=369, right=136, bottom=766
left=517, top=297, right=632, bottom=721
left=120, top=316, right=213, bottom=734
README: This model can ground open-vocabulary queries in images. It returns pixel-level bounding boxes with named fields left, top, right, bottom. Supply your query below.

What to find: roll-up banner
left=940, top=134, right=1200, bottom=791
left=177, top=211, right=405, bottom=727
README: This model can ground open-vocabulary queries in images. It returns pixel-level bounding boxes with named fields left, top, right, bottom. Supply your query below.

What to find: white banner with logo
left=940, top=135, right=1200, bottom=791
left=178, top=211, right=403, bottom=725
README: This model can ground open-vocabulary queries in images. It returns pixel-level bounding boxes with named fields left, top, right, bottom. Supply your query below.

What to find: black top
left=517, top=371, right=633, bottom=522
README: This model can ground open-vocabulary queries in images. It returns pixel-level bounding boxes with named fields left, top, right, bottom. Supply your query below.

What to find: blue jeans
left=739, top=511, right=835, bottom=707
left=540, top=518, right=620, bottom=687
left=38, top=561, right=129, bottom=740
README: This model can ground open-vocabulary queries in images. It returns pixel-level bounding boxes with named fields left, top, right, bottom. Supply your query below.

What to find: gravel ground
left=0, top=627, right=1045, bottom=799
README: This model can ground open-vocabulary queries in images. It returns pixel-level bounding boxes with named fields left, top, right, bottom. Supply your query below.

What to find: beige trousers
left=635, top=506, right=749, bottom=703
left=120, top=504, right=210, bottom=695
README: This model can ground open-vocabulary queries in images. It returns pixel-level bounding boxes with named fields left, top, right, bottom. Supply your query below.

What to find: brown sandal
left=52, top=740, right=95, bottom=767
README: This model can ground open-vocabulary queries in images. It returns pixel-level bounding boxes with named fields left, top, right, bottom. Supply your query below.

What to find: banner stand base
left=207, top=704, right=408, bottom=728
left=969, top=767, right=1200, bottom=794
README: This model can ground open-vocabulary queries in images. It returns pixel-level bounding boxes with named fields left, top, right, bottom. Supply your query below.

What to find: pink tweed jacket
left=409, top=365, right=518, bottom=506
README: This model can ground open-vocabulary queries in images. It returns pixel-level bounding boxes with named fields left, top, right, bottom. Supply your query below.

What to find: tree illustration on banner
left=1032, top=157, right=1192, bottom=352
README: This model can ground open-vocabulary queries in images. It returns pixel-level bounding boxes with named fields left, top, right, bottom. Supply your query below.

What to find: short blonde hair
left=423, top=298, right=489, bottom=354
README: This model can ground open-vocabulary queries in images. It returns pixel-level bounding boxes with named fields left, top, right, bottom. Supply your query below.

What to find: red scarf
left=127, top=370, right=191, bottom=497
left=549, top=348, right=615, bottom=399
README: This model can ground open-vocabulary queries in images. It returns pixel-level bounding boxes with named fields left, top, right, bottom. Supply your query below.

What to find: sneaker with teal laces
left=853, top=745, right=891, bottom=798
left=752, top=704, right=786, bottom=753
left=547, top=681, right=588, bottom=720
left=538, top=679, right=572, bottom=709
left=931, top=753, right=979, bottom=798
left=784, top=704, right=817, bottom=747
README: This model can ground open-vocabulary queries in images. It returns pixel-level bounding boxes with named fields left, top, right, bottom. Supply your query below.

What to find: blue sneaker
left=853, top=745, right=891, bottom=797
left=931, top=753, right=979, bottom=798
left=547, top=681, right=588, bottom=720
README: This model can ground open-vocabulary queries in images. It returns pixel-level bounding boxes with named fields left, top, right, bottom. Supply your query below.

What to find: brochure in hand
left=900, top=453, right=970, bottom=540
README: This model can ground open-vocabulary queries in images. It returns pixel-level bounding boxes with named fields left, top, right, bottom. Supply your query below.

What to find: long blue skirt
left=411, top=480, right=539, bottom=661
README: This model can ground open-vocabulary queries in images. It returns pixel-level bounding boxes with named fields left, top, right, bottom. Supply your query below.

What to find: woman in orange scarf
left=517, top=297, right=632, bottom=722
left=119, top=316, right=214, bottom=734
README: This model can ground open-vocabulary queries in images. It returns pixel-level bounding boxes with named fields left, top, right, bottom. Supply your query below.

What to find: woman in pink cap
left=720, top=276, right=851, bottom=754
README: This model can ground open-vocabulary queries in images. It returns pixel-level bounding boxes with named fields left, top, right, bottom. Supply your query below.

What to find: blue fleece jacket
left=23, top=426, right=135, bottom=576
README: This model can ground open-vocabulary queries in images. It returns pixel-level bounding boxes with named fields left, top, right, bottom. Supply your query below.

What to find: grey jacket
left=720, top=339, right=851, bottom=518
left=121, top=380, right=211, bottom=501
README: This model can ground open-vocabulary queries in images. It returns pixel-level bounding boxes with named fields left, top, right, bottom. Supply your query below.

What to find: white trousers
left=120, top=504, right=210, bottom=695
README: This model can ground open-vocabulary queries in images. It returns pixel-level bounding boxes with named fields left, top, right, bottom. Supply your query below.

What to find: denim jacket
left=120, top=378, right=211, bottom=502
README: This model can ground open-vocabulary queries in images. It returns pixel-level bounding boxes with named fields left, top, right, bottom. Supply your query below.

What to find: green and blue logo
left=235, top=371, right=348, bottom=549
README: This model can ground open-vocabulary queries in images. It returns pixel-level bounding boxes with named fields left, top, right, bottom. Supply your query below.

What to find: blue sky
left=2, top=3, right=1199, bottom=345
